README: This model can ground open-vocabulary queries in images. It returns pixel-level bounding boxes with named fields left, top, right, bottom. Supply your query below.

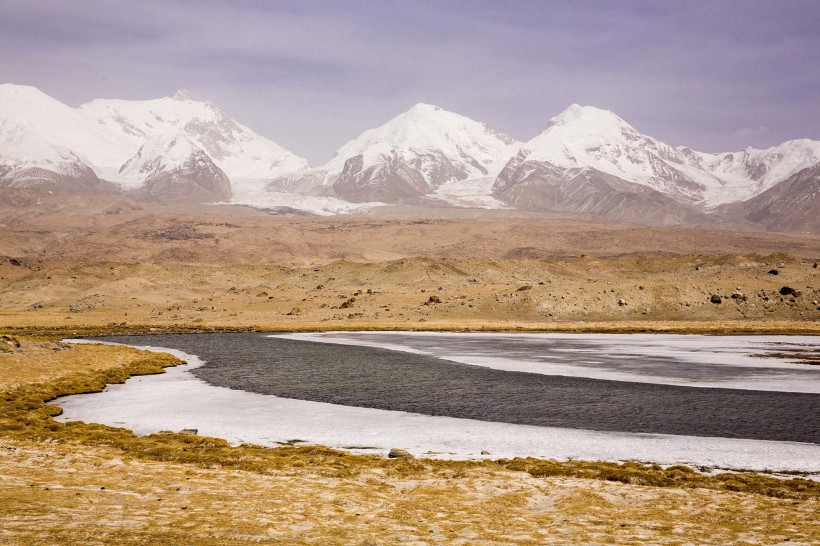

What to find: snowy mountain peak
left=406, top=102, right=443, bottom=114
left=512, top=105, right=820, bottom=206
left=78, top=93, right=309, bottom=180
left=118, top=133, right=198, bottom=184
left=325, top=103, right=520, bottom=176
left=172, top=89, right=192, bottom=101
left=0, top=116, right=88, bottom=167
left=117, top=132, right=232, bottom=202
left=544, top=104, right=637, bottom=137
left=0, top=83, right=45, bottom=99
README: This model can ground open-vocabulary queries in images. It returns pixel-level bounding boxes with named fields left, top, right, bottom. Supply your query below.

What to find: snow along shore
left=54, top=340, right=820, bottom=476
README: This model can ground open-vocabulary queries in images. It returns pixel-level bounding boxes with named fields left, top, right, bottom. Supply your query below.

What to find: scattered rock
left=178, top=429, right=198, bottom=436
left=316, top=284, right=324, bottom=290
left=9, top=258, right=21, bottom=266
left=617, top=298, right=627, bottom=306
left=767, top=269, right=779, bottom=275
left=777, top=262, right=785, bottom=268
left=255, top=291, right=268, bottom=297
left=814, top=262, right=818, bottom=269
left=730, top=292, right=747, bottom=302
left=286, top=307, right=302, bottom=316
left=387, top=448, right=414, bottom=459
left=480, top=450, right=491, bottom=455
left=516, top=285, right=532, bottom=292
left=779, top=286, right=798, bottom=296
left=710, top=294, right=722, bottom=304
left=339, top=297, right=356, bottom=309
left=3, top=336, right=23, bottom=349
left=426, top=295, right=441, bottom=304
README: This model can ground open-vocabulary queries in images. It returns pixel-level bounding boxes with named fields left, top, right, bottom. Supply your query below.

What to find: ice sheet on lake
left=55, top=341, right=820, bottom=474
left=278, top=332, right=820, bottom=393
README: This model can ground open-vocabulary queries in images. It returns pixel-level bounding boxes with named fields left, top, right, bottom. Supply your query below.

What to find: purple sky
left=1, top=0, right=818, bottom=164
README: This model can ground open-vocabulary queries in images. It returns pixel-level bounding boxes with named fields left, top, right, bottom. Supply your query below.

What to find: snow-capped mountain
left=687, top=139, right=820, bottom=205
left=118, top=133, right=231, bottom=202
left=268, top=103, right=520, bottom=203
left=1, top=83, right=817, bottom=230
left=0, top=84, right=134, bottom=175
left=0, top=117, right=104, bottom=191
left=79, top=90, right=308, bottom=182
left=511, top=104, right=820, bottom=207
left=0, top=84, right=306, bottom=202
left=726, top=162, right=820, bottom=233
left=492, top=150, right=704, bottom=225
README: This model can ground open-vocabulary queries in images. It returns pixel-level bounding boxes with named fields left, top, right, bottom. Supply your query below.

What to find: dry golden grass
left=0, top=336, right=818, bottom=544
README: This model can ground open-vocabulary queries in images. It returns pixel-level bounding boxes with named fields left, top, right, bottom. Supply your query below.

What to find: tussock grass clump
left=498, top=458, right=819, bottom=499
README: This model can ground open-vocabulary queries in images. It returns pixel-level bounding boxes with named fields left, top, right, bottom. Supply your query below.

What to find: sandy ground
left=0, top=190, right=818, bottom=267
left=0, top=254, right=817, bottom=333
left=1, top=193, right=817, bottom=332
left=1, top=341, right=818, bottom=545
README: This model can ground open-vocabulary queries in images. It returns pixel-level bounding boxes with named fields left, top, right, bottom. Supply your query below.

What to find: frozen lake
left=55, top=332, right=820, bottom=473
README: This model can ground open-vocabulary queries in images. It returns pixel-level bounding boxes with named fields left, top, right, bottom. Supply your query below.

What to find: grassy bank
left=1, top=333, right=818, bottom=544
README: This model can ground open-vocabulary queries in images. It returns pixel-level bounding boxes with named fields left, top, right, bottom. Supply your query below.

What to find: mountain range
left=0, top=83, right=817, bottom=232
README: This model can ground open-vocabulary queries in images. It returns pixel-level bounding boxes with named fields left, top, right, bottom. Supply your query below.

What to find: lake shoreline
left=54, top=333, right=820, bottom=474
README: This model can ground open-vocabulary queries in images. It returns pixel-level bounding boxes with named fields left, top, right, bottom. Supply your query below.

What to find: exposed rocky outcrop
left=727, top=163, right=819, bottom=233
left=492, top=152, right=705, bottom=226
left=121, top=134, right=231, bottom=204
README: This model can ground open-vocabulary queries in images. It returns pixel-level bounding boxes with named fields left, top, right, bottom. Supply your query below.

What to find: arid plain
left=1, top=190, right=819, bottom=544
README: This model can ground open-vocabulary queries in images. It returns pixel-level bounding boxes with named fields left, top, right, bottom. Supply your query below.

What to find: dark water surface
left=97, top=333, right=820, bottom=443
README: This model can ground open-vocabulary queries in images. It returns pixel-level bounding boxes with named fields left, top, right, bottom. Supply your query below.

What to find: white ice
left=226, top=184, right=385, bottom=216
left=54, top=340, right=820, bottom=475
left=279, top=332, right=820, bottom=393
left=432, top=176, right=508, bottom=209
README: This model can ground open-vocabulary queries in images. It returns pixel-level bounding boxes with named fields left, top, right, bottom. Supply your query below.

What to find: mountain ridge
left=0, top=83, right=817, bottom=230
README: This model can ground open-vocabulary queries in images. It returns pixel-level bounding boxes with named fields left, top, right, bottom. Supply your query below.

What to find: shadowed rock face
left=732, top=163, right=820, bottom=233
left=329, top=153, right=431, bottom=203
left=134, top=150, right=231, bottom=204
left=0, top=162, right=114, bottom=193
left=492, top=152, right=704, bottom=226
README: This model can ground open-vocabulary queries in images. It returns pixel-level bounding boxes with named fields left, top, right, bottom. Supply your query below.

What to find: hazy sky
left=2, top=0, right=818, bottom=165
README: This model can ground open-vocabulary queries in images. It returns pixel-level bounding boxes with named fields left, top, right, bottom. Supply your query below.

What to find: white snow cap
left=117, top=133, right=202, bottom=188
left=78, top=91, right=309, bottom=181
left=323, top=102, right=520, bottom=177
left=522, top=103, right=820, bottom=205
left=172, top=89, right=192, bottom=101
